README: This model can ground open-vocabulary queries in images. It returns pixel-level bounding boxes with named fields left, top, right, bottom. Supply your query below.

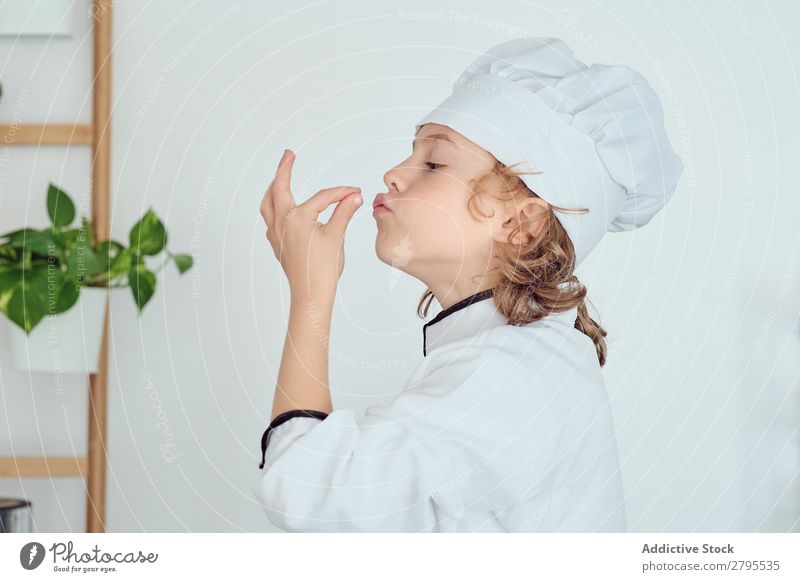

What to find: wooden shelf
left=2, top=0, right=114, bottom=533
left=0, top=124, right=93, bottom=145
left=0, top=456, right=87, bottom=478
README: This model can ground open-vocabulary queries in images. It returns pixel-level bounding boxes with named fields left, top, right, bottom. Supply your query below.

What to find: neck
left=424, top=275, right=495, bottom=310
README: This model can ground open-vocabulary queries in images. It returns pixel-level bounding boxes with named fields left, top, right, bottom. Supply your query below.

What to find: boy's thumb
left=326, top=192, right=362, bottom=238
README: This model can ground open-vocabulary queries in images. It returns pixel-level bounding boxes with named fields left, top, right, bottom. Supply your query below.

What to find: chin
left=374, top=236, right=414, bottom=273
left=374, top=237, right=391, bottom=266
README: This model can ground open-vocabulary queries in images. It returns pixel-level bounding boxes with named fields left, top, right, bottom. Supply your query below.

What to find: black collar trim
left=422, top=288, right=495, bottom=357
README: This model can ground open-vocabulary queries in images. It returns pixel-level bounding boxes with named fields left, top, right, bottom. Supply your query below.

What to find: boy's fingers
left=303, top=186, right=361, bottom=216
left=260, top=185, right=273, bottom=226
left=325, top=192, right=363, bottom=239
left=271, top=149, right=296, bottom=213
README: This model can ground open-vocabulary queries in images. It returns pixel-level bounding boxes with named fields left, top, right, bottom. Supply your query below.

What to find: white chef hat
left=414, top=37, right=684, bottom=267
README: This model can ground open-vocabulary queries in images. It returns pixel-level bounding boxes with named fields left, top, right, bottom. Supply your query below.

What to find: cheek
left=377, top=196, right=482, bottom=258
left=393, top=196, right=461, bottom=235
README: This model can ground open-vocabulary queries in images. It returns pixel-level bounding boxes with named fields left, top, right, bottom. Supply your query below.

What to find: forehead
left=413, top=124, right=465, bottom=151
left=413, top=124, right=494, bottom=165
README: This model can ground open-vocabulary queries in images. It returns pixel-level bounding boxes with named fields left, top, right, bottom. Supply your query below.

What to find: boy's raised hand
left=260, top=149, right=363, bottom=301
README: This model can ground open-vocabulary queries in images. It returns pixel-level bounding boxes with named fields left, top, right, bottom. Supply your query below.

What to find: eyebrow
left=412, top=132, right=455, bottom=151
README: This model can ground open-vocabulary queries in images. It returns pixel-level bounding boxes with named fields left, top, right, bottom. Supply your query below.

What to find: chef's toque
left=414, top=37, right=684, bottom=266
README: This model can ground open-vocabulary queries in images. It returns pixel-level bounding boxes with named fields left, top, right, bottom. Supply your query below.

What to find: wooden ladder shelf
left=0, top=0, right=114, bottom=533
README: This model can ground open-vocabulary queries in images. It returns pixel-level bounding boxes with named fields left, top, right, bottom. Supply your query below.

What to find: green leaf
left=53, top=278, right=81, bottom=314
left=4, top=228, right=57, bottom=257
left=79, top=216, right=96, bottom=250
left=21, top=251, right=32, bottom=271
left=128, top=265, right=156, bottom=314
left=129, top=208, right=167, bottom=256
left=90, top=243, right=131, bottom=284
left=173, top=253, right=193, bottom=274
left=65, top=219, right=105, bottom=283
left=109, top=248, right=133, bottom=279
left=2, top=265, right=51, bottom=334
left=0, top=244, right=18, bottom=262
left=97, top=239, right=125, bottom=258
left=0, top=263, right=21, bottom=306
left=55, top=228, right=81, bottom=252
left=0, top=261, right=81, bottom=330
left=0, top=287, right=12, bottom=315
left=0, top=228, right=30, bottom=241
left=93, top=240, right=124, bottom=272
left=47, top=183, right=76, bottom=228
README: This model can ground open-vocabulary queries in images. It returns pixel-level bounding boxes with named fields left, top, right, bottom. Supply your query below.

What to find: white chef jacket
left=252, top=289, right=628, bottom=532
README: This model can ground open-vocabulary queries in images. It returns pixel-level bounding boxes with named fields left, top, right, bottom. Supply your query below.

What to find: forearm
left=270, top=294, right=334, bottom=421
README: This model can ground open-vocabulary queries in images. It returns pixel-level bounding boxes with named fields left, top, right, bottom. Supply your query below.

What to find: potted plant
left=0, top=183, right=193, bottom=373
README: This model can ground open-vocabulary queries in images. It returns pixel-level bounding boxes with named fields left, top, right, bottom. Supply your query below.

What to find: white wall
left=0, top=0, right=797, bottom=532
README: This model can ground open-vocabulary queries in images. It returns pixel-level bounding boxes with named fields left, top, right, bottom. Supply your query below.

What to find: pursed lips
left=373, top=194, right=392, bottom=212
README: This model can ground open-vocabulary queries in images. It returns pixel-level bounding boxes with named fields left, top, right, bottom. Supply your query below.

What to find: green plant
left=0, top=183, right=193, bottom=334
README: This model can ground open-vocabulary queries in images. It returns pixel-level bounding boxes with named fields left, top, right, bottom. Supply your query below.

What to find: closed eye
left=425, top=162, right=445, bottom=171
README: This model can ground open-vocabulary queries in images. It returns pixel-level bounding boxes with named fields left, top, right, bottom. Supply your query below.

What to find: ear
left=494, top=197, right=549, bottom=246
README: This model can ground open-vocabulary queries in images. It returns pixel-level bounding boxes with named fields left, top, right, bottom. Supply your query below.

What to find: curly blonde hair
left=416, top=159, right=609, bottom=367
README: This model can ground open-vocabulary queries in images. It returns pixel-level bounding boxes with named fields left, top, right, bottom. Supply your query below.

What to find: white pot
left=7, top=287, right=109, bottom=374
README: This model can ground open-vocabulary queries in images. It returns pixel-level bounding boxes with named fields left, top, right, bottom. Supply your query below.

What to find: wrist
left=290, top=282, right=336, bottom=305
left=290, top=293, right=334, bottom=319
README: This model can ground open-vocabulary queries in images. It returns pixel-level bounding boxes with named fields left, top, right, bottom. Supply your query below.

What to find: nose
left=382, top=171, right=397, bottom=193
left=382, top=161, right=407, bottom=193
